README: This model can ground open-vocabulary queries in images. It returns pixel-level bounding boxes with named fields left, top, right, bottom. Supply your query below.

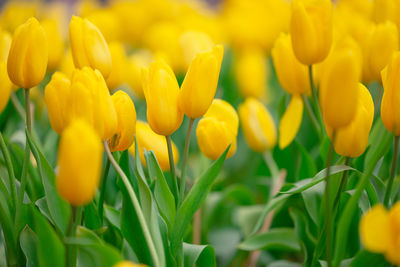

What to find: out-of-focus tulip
left=127, top=50, right=153, bottom=99
left=69, top=16, right=111, bottom=78
left=234, top=47, right=268, bottom=99
left=106, top=42, right=127, bottom=90
left=180, top=30, right=214, bottom=69
left=41, top=19, right=64, bottom=71
left=108, top=90, right=136, bottom=152
left=142, top=60, right=183, bottom=136
left=319, top=37, right=361, bottom=129
left=197, top=99, right=238, bottom=160
left=0, top=2, right=37, bottom=34
left=68, top=67, right=117, bottom=140
left=7, top=17, right=48, bottom=89
left=56, top=119, right=102, bottom=206
left=113, top=261, right=147, bottom=267
left=59, top=49, right=75, bottom=78
left=372, top=0, right=400, bottom=26
left=179, top=45, right=223, bottom=119
left=381, top=52, right=400, bottom=136
left=272, top=33, right=310, bottom=95
left=44, top=72, right=71, bottom=135
left=0, top=30, right=11, bottom=62
left=239, top=97, right=277, bottom=152
left=279, top=96, right=303, bottom=149
left=326, top=84, right=374, bottom=157
left=290, top=0, right=333, bottom=65
left=0, top=61, right=12, bottom=113
left=129, top=121, right=179, bottom=171
left=86, top=9, right=121, bottom=42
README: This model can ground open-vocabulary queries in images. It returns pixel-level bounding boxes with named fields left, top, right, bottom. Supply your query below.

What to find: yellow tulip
left=326, top=83, right=374, bottom=157
left=126, top=50, right=153, bottom=99
left=86, top=9, right=121, bottom=42
left=142, top=59, right=183, bottom=136
left=0, top=30, right=11, bottom=62
left=197, top=99, right=238, bottom=160
left=106, top=42, right=127, bottom=90
left=290, top=0, right=333, bottom=65
left=44, top=72, right=71, bottom=135
left=319, top=37, right=361, bottom=129
left=272, top=33, right=310, bottom=95
left=129, top=121, right=179, bottom=171
left=68, top=67, right=117, bottom=140
left=41, top=19, right=64, bottom=71
left=179, top=44, right=224, bottom=119
left=113, top=261, right=147, bottom=267
left=239, top=97, right=277, bottom=152
left=56, top=119, right=102, bottom=206
left=381, top=52, right=400, bottom=136
left=179, top=30, right=214, bottom=69
left=279, top=96, right=304, bottom=149
left=59, top=49, right=75, bottom=78
left=69, top=15, right=111, bottom=78
left=372, top=0, right=400, bottom=25
left=234, top=47, right=268, bottom=99
left=108, top=90, right=136, bottom=152
left=0, top=2, right=37, bottom=34
left=7, top=17, right=48, bottom=89
left=0, top=61, right=12, bottom=113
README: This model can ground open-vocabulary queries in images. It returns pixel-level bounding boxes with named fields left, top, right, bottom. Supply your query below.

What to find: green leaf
left=84, top=202, right=102, bottom=230
left=183, top=243, right=216, bottom=267
left=20, top=226, right=39, bottom=267
left=170, top=147, right=229, bottom=254
left=238, top=228, right=301, bottom=252
left=349, top=250, right=387, bottom=267
left=365, top=118, right=392, bottom=167
left=294, top=141, right=317, bottom=179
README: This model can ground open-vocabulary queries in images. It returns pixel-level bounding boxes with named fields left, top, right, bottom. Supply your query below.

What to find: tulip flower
left=381, top=52, right=400, bottom=136
left=129, top=121, right=179, bottom=171
left=234, top=47, right=268, bottom=99
left=360, top=203, right=400, bottom=266
left=279, top=96, right=304, bottom=149
left=0, top=30, right=11, bottom=62
left=180, top=31, right=214, bottom=70
left=108, top=90, right=136, bottom=152
left=290, top=0, right=333, bottom=65
left=113, top=261, right=147, bottom=267
left=372, top=0, right=400, bottom=26
left=41, top=19, right=64, bottom=71
left=56, top=119, right=102, bottom=206
left=142, top=59, right=183, bottom=136
left=106, top=42, right=127, bottom=90
left=179, top=44, right=224, bottom=119
left=7, top=17, right=48, bottom=89
left=272, top=33, right=310, bottom=95
left=127, top=50, right=153, bottom=99
left=69, top=15, right=111, bottom=78
left=86, top=9, right=121, bottom=42
left=197, top=99, right=238, bottom=160
left=239, top=98, right=277, bottom=152
left=44, top=72, right=71, bottom=134
left=325, top=83, right=374, bottom=157
left=0, top=61, right=12, bottom=113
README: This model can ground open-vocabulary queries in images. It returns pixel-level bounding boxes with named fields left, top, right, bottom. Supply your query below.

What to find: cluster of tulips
left=0, top=0, right=400, bottom=266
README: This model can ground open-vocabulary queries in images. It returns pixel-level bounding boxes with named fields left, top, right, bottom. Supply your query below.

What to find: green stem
left=103, top=141, right=160, bottom=267
left=263, top=151, right=279, bottom=179
left=166, top=135, right=179, bottom=207
left=301, top=94, right=322, bottom=139
left=178, top=118, right=195, bottom=206
left=0, top=132, right=17, bottom=214
left=98, top=158, right=111, bottom=222
left=384, top=136, right=399, bottom=207
left=333, top=157, right=351, bottom=210
left=308, top=65, right=324, bottom=132
left=66, top=206, right=78, bottom=267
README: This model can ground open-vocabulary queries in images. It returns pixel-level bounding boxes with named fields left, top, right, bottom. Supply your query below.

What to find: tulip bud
left=41, top=19, right=64, bottom=71
left=272, top=33, right=310, bottom=95
left=69, top=15, right=111, bottom=78
left=68, top=67, right=117, bottom=140
left=290, top=0, right=333, bottom=65
left=44, top=72, right=71, bottom=134
left=108, top=90, right=136, bottom=152
left=239, top=97, right=277, bottom=152
left=142, top=59, right=183, bottom=136
left=127, top=50, right=153, bottom=99
left=381, top=52, right=400, bottom=136
left=0, top=30, right=11, bottom=62
left=326, top=83, right=374, bottom=157
left=106, top=42, right=127, bottom=90
left=320, top=37, right=361, bottom=129
left=234, top=47, right=268, bottom=99
left=197, top=99, right=238, bottom=160
left=7, top=17, right=48, bottom=89
left=0, top=61, right=12, bottom=113
left=179, top=45, right=224, bottom=119
left=279, top=96, right=304, bottom=149
left=57, top=119, right=102, bottom=206
left=129, top=121, right=179, bottom=171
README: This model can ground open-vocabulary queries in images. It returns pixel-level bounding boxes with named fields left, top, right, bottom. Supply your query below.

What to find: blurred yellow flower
left=180, top=30, right=214, bottom=69
left=127, top=50, right=153, bottom=99
left=0, top=61, right=12, bottom=114
left=279, top=96, right=303, bottom=149
left=86, top=9, right=121, bottom=42
left=41, top=19, right=64, bottom=71
left=113, top=261, right=147, bottom=267
left=0, top=2, right=37, bottom=34
left=106, top=42, right=127, bottom=90
left=0, top=30, right=11, bottom=62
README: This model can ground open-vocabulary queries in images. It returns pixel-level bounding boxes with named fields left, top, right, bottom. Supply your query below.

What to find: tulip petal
left=360, top=205, right=390, bottom=253
left=279, top=95, right=303, bottom=149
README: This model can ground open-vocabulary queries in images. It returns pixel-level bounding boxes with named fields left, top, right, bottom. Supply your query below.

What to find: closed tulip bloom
left=239, top=98, right=277, bottom=152
left=320, top=38, right=361, bottom=129
left=7, top=17, right=48, bottom=89
left=290, top=0, right=333, bottom=65
left=69, top=16, right=111, bottom=78
left=108, top=90, right=136, bottom=152
left=0, top=61, right=12, bottom=113
left=326, top=84, right=374, bottom=157
left=57, top=119, right=102, bottom=206
left=44, top=72, right=71, bottom=134
left=180, top=31, right=214, bottom=69
left=272, top=33, right=310, bottom=95
left=127, top=50, right=153, bottom=99
left=41, top=19, right=64, bottom=71
left=279, top=96, right=304, bottom=149
left=179, top=45, right=224, bottom=119
left=381, top=52, right=400, bottom=136
left=129, top=121, right=179, bottom=171
left=0, top=30, right=11, bottom=61
left=234, top=47, right=268, bottom=99
left=203, top=99, right=239, bottom=136
left=142, top=59, right=183, bottom=136
left=106, top=42, right=127, bottom=90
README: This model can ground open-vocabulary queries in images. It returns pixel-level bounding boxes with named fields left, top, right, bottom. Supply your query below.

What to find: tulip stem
left=333, top=157, right=350, bottom=211
left=98, top=158, right=111, bottom=223
left=0, top=132, right=17, bottom=214
left=384, top=136, right=399, bottom=207
left=103, top=141, right=160, bottom=267
left=263, top=151, right=279, bottom=179
left=308, top=65, right=324, bottom=132
left=301, top=94, right=322, bottom=139
left=179, top=118, right=195, bottom=206
left=166, top=135, right=179, bottom=206
left=66, top=206, right=78, bottom=267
